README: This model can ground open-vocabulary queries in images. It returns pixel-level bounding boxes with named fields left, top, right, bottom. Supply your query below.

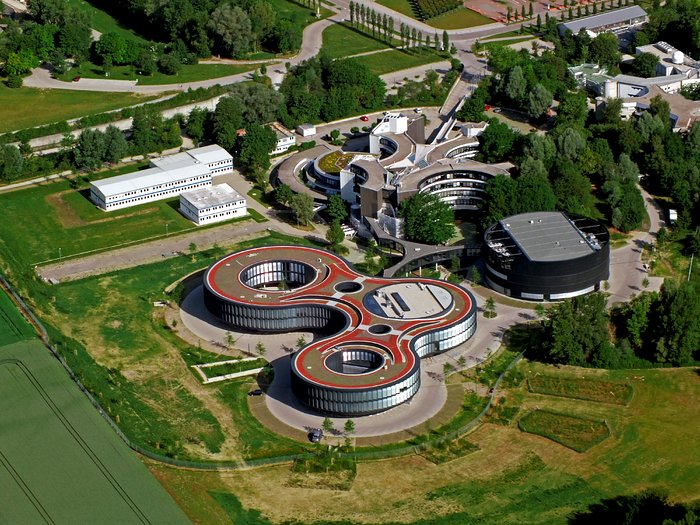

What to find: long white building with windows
left=90, top=145, right=233, bottom=211
left=180, top=183, right=247, bottom=226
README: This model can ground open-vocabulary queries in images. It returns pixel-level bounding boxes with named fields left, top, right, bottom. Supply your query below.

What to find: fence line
left=0, top=273, right=524, bottom=470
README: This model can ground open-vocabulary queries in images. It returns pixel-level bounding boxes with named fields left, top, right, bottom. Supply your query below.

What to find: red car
left=360, top=115, right=369, bottom=122
left=72, top=76, right=81, bottom=82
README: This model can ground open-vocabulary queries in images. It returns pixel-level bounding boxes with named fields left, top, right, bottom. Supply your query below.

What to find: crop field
left=0, top=340, right=189, bottom=524
left=0, top=289, right=34, bottom=346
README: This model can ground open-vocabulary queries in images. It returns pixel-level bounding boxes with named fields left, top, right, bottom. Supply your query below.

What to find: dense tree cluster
left=571, top=490, right=700, bottom=524
left=534, top=281, right=700, bottom=368
left=398, top=192, right=455, bottom=245
left=67, top=0, right=303, bottom=59
left=348, top=3, right=396, bottom=43
left=460, top=47, right=647, bottom=231
left=0, top=144, right=24, bottom=181
left=279, top=57, right=385, bottom=127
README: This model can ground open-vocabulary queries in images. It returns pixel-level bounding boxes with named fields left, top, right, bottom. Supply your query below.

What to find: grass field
left=426, top=8, right=493, bottom=29
left=0, top=340, right=189, bottom=524
left=0, top=86, right=160, bottom=134
left=351, top=49, right=447, bottom=76
left=65, top=0, right=149, bottom=43
left=145, top=363, right=700, bottom=524
left=0, top=168, right=267, bottom=267
left=0, top=289, right=34, bottom=346
left=518, top=409, right=611, bottom=452
left=58, top=61, right=265, bottom=85
left=322, top=23, right=396, bottom=59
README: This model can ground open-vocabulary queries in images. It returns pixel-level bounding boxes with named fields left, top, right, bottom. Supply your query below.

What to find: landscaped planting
left=317, top=151, right=355, bottom=173
left=527, top=375, right=633, bottom=405
left=518, top=409, right=611, bottom=452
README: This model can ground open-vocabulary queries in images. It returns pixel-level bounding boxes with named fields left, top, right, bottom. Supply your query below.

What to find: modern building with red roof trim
left=203, top=245, right=477, bottom=416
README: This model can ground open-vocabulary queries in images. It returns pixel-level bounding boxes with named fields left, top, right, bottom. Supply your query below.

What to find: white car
left=414, top=108, right=422, bottom=114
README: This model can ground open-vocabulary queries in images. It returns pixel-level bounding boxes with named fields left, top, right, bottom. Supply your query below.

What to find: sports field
left=0, top=339, right=189, bottom=524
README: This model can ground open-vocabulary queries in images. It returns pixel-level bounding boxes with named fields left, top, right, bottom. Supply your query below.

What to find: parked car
left=414, top=108, right=422, bottom=114
left=308, top=429, right=324, bottom=443
left=72, top=76, right=81, bottom=82
left=247, top=389, right=264, bottom=397
left=360, top=115, right=369, bottom=122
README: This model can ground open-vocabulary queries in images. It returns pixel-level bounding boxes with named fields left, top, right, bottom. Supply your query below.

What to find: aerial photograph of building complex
left=0, top=0, right=698, bottom=523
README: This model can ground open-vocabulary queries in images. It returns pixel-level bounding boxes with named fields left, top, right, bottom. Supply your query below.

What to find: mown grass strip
left=518, top=409, right=611, bottom=452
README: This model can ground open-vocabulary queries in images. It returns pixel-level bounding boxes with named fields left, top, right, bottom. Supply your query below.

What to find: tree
left=556, top=127, right=586, bottom=161
left=503, top=65, right=527, bottom=104
left=275, top=184, right=294, bottom=207
left=28, top=0, right=67, bottom=25
left=442, top=30, right=449, bottom=52
left=253, top=169, right=268, bottom=191
left=73, top=129, right=106, bottom=171
left=158, top=53, right=182, bottom=75
left=322, top=417, right=334, bottom=434
left=0, top=145, right=23, bottom=181
left=343, top=419, right=355, bottom=436
left=213, top=96, right=245, bottom=151
left=326, top=194, right=347, bottom=223
left=589, top=32, right=620, bottom=70
left=527, top=84, right=553, bottom=118
left=471, top=265, right=481, bottom=285
left=326, top=220, right=345, bottom=246
left=399, top=193, right=455, bottom=245
left=541, top=293, right=610, bottom=365
left=290, top=193, right=314, bottom=226
left=186, top=107, right=208, bottom=146
left=296, top=336, right=307, bottom=350
left=103, top=125, right=128, bottom=164
left=225, top=331, right=235, bottom=349
left=4, top=50, right=39, bottom=76
left=208, top=4, right=253, bottom=58
left=237, top=123, right=276, bottom=172
left=479, top=120, right=517, bottom=162
left=631, top=51, right=658, bottom=78
left=484, top=297, right=497, bottom=318
left=255, top=341, right=266, bottom=357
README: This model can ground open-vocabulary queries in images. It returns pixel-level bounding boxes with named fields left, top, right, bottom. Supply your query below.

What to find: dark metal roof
left=501, top=212, right=594, bottom=262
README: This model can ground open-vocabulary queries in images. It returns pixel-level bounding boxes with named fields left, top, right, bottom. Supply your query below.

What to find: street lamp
left=58, top=247, right=62, bottom=260
left=165, top=223, right=169, bottom=235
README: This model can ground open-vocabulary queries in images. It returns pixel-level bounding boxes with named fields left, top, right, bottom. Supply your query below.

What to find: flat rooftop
left=559, top=5, right=647, bottom=33
left=502, top=212, right=594, bottom=262
left=180, top=183, right=243, bottom=210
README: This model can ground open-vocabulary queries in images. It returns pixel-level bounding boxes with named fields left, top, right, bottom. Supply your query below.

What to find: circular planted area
left=334, top=281, right=363, bottom=293
left=325, top=347, right=385, bottom=375
left=317, top=151, right=355, bottom=174
left=368, top=324, right=391, bottom=335
left=240, top=260, right=316, bottom=291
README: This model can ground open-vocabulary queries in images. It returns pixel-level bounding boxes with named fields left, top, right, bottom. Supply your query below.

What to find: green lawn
left=351, top=49, right=447, bottom=76
left=0, top=289, right=35, bottom=346
left=0, top=85, right=160, bottom=134
left=65, top=0, right=149, bottom=44
left=0, top=339, right=190, bottom=524
left=426, top=8, right=494, bottom=29
left=322, top=22, right=396, bottom=59
left=267, top=0, right=334, bottom=33
left=57, top=61, right=266, bottom=85
left=484, top=36, right=537, bottom=50
left=0, top=175, right=194, bottom=266
left=376, top=0, right=415, bottom=18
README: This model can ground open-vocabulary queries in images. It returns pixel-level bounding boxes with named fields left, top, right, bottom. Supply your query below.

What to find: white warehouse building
left=179, top=184, right=247, bottom=226
left=90, top=145, right=233, bottom=211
